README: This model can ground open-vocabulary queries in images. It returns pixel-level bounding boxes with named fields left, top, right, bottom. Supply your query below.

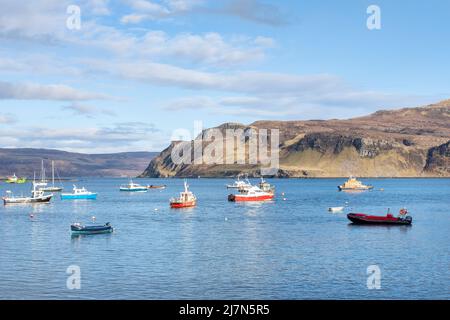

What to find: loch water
left=0, top=178, right=449, bottom=299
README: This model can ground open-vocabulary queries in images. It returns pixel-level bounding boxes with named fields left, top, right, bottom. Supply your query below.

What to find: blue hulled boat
left=71, top=222, right=113, bottom=235
left=61, top=185, right=97, bottom=200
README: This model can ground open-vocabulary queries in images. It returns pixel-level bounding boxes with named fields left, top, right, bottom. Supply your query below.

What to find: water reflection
left=347, top=223, right=412, bottom=232
left=170, top=207, right=196, bottom=215
left=1, top=178, right=449, bottom=299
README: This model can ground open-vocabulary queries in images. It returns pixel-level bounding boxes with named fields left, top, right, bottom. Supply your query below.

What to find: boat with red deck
left=347, top=209, right=412, bottom=225
left=170, top=180, right=197, bottom=208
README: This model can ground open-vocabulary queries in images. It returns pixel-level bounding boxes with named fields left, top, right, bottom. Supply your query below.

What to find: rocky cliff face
left=141, top=100, right=450, bottom=178
left=424, top=141, right=450, bottom=176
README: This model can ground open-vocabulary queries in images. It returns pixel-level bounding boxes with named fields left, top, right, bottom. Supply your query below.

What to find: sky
left=0, top=0, right=449, bottom=153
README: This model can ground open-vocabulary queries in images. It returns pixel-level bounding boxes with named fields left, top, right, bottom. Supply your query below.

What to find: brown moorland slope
left=141, top=100, right=450, bottom=178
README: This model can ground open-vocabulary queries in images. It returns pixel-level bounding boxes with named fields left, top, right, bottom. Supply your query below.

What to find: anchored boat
left=170, top=180, right=197, bottom=208
left=228, top=185, right=274, bottom=202
left=338, top=176, right=373, bottom=191
left=61, top=185, right=97, bottom=200
left=329, top=206, right=345, bottom=213
left=347, top=209, right=412, bottom=225
left=5, top=173, right=27, bottom=184
left=41, top=160, right=63, bottom=192
left=2, top=182, right=53, bottom=205
left=71, top=222, right=113, bottom=235
left=147, top=184, right=166, bottom=189
left=120, top=179, right=148, bottom=192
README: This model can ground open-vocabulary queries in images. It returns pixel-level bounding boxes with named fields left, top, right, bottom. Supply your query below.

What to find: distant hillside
left=0, top=149, right=157, bottom=178
left=141, top=99, right=450, bottom=178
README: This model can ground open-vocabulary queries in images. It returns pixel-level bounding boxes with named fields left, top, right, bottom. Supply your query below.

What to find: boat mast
left=41, top=159, right=45, bottom=183
left=52, top=160, right=55, bottom=187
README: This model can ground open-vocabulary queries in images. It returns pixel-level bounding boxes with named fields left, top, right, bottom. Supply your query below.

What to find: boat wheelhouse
left=170, top=180, right=197, bottom=208
left=338, top=176, right=373, bottom=191
left=258, top=177, right=275, bottom=194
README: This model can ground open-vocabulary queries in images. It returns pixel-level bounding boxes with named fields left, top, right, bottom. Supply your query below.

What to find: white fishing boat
left=2, top=181, right=53, bottom=205
left=120, top=178, right=148, bottom=192
left=328, top=206, right=345, bottom=213
left=41, top=160, right=63, bottom=192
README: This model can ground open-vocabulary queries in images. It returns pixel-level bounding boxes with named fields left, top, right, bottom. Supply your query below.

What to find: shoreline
left=2, top=176, right=449, bottom=180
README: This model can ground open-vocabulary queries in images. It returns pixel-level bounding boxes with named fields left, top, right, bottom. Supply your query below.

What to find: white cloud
left=0, top=81, right=111, bottom=101
left=159, top=90, right=438, bottom=120
left=120, top=14, right=148, bottom=24
left=0, top=113, right=17, bottom=124
left=119, top=0, right=290, bottom=26
left=253, top=36, right=276, bottom=48
left=164, top=96, right=216, bottom=110
left=0, top=122, right=166, bottom=153
left=62, top=103, right=117, bottom=117
left=138, top=31, right=272, bottom=66
left=120, top=0, right=202, bottom=23
left=86, top=0, right=111, bottom=15
left=0, top=0, right=67, bottom=41
left=87, top=59, right=341, bottom=94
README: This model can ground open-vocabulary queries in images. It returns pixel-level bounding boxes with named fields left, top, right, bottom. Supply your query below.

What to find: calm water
left=0, top=178, right=449, bottom=300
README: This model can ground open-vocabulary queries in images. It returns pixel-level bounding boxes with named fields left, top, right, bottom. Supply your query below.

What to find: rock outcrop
left=424, top=141, right=450, bottom=176
left=141, top=99, right=450, bottom=178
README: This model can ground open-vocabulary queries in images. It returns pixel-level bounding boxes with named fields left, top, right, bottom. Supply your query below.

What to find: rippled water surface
left=0, top=178, right=449, bottom=299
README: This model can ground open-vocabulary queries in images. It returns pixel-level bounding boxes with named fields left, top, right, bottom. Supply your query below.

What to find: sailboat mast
left=41, top=159, right=45, bottom=182
left=52, top=160, right=55, bottom=187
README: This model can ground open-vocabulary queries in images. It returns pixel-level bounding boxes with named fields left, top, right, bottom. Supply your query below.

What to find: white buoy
left=92, top=216, right=96, bottom=222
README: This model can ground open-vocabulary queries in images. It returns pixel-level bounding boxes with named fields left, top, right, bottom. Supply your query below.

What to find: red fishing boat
left=170, top=180, right=197, bottom=208
left=228, top=185, right=274, bottom=202
left=347, top=209, right=412, bottom=225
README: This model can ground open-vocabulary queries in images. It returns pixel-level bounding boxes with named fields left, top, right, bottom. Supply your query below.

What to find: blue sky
left=0, top=0, right=449, bottom=153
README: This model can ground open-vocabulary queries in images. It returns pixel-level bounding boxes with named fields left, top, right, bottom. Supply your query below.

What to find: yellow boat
left=338, top=176, right=373, bottom=191
left=5, top=174, right=27, bottom=184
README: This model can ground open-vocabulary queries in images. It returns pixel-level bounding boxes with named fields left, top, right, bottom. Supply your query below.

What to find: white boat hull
left=328, top=207, right=345, bottom=213
left=3, top=194, right=53, bottom=205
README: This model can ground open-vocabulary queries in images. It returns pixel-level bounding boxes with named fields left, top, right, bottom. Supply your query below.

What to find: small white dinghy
left=328, top=206, right=345, bottom=213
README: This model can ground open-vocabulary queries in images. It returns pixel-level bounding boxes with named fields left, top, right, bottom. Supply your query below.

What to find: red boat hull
left=170, top=201, right=196, bottom=208
left=347, top=213, right=412, bottom=225
left=228, top=194, right=274, bottom=202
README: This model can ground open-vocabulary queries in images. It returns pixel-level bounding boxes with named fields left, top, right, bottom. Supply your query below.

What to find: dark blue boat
left=71, top=222, right=113, bottom=235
